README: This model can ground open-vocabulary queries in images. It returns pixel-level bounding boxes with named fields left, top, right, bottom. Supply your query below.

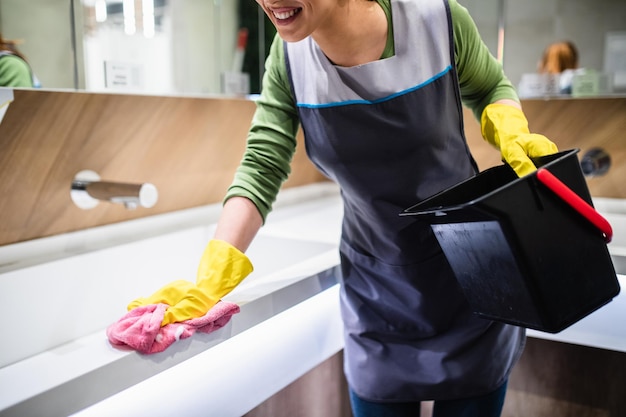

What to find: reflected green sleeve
left=0, top=55, right=33, bottom=87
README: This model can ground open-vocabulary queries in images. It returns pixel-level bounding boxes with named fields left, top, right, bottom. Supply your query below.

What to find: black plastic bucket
left=401, top=149, right=620, bottom=333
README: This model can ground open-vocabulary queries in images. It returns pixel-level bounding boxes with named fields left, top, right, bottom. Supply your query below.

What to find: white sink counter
left=0, top=184, right=345, bottom=417
left=1, top=183, right=624, bottom=417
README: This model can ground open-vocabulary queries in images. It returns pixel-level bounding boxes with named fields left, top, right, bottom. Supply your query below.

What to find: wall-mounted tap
left=71, top=170, right=158, bottom=210
left=580, top=147, right=611, bottom=178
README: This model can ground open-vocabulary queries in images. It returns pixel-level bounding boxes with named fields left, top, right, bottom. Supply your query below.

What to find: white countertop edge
left=70, top=285, right=344, bottom=417
left=527, top=328, right=626, bottom=353
left=592, top=197, right=626, bottom=215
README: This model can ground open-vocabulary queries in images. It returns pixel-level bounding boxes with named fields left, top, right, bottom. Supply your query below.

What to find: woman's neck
left=312, top=0, right=388, bottom=67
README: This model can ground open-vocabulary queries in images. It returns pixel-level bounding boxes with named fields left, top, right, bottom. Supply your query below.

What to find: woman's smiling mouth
left=272, top=7, right=302, bottom=22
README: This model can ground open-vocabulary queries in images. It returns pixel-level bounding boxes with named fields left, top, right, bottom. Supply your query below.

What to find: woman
left=131, top=1, right=558, bottom=415
left=0, top=33, right=36, bottom=88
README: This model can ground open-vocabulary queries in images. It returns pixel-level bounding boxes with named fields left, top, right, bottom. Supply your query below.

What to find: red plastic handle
left=536, top=168, right=613, bottom=243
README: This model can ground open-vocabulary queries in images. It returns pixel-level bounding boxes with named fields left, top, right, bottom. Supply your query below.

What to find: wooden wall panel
left=244, top=340, right=626, bottom=417
left=0, top=89, right=327, bottom=246
left=244, top=352, right=352, bottom=417
left=406, top=336, right=625, bottom=416
left=1, top=91, right=624, bottom=247
left=463, top=97, right=626, bottom=199
left=503, top=338, right=626, bottom=417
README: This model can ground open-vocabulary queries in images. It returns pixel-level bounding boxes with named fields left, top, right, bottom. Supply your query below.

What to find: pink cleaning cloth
left=106, top=301, right=240, bottom=354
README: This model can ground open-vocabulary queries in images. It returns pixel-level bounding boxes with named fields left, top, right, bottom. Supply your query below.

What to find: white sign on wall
left=104, top=61, right=143, bottom=91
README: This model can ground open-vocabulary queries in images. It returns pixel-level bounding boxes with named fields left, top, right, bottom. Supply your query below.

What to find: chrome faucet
left=580, top=147, right=611, bottom=178
left=71, top=170, right=158, bottom=210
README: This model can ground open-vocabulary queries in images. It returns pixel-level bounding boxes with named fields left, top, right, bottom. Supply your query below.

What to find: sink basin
left=0, top=219, right=341, bottom=417
left=0, top=185, right=346, bottom=417
left=0, top=225, right=336, bottom=368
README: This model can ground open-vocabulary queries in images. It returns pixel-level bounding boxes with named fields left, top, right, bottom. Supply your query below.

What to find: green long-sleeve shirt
left=226, top=0, right=518, bottom=221
left=0, top=53, right=34, bottom=88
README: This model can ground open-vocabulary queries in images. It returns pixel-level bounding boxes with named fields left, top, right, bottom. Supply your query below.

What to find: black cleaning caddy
left=401, top=149, right=620, bottom=333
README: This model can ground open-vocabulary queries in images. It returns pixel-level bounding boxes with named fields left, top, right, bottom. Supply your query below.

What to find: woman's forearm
left=213, top=196, right=264, bottom=253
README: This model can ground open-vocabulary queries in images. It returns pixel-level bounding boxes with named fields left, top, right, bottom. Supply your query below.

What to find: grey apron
left=285, top=0, right=525, bottom=402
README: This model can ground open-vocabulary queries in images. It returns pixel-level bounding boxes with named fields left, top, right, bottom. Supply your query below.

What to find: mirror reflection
left=75, top=0, right=274, bottom=95
left=0, top=32, right=40, bottom=87
left=0, top=0, right=275, bottom=95
left=0, top=0, right=624, bottom=97
left=504, top=0, right=626, bottom=98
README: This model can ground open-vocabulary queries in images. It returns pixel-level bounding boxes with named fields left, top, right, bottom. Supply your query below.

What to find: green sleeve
left=0, top=55, right=34, bottom=88
left=449, top=0, right=519, bottom=120
left=224, top=34, right=299, bottom=222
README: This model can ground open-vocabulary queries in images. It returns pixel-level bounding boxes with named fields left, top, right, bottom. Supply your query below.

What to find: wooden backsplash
left=0, top=89, right=327, bottom=246
left=0, top=90, right=624, bottom=246
left=463, top=97, right=626, bottom=199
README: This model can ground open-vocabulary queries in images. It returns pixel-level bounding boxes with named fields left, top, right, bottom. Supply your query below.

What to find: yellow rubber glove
left=481, top=103, right=559, bottom=177
left=128, top=239, right=253, bottom=326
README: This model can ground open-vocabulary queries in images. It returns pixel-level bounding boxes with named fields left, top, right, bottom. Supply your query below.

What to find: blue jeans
left=349, top=380, right=508, bottom=417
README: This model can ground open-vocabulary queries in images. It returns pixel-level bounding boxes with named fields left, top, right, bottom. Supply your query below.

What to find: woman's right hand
left=127, top=239, right=253, bottom=326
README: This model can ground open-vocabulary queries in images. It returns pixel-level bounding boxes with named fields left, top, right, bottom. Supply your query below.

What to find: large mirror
left=502, top=0, right=626, bottom=97
left=1, top=0, right=624, bottom=96
left=0, top=0, right=274, bottom=95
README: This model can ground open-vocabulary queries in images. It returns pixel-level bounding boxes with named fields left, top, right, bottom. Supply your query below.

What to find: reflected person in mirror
left=538, top=40, right=582, bottom=94
left=0, top=33, right=38, bottom=88
left=129, top=1, right=559, bottom=416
